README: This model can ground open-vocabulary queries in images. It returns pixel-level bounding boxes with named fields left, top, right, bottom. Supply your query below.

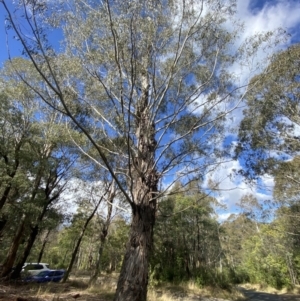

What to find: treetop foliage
left=236, top=43, right=300, bottom=178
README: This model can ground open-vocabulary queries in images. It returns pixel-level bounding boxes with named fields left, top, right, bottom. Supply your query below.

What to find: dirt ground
left=0, top=274, right=245, bottom=301
left=0, top=281, right=113, bottom=301
left=0, top=279, right=235, bottom=301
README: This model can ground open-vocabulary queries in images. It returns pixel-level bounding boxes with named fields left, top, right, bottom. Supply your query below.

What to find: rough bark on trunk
left=114, top=203, right=156, bottom=301
left=114, top=62, right=158, bottom=300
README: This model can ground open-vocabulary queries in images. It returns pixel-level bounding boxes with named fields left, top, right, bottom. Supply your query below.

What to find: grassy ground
left=147, top=282, right=244, bottom=301
left=238, top=283, right=300, bottom=295
left=0, top=275, right=244, bottom=301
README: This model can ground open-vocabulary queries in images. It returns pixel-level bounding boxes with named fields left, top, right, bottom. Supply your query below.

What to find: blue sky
left=1, top=0, right=300, bottom=220
left=0, top=1, right=19, bottom=64
left=197, top=0, right=300, bottom=219
left=1, top=0, right=299, bottom=64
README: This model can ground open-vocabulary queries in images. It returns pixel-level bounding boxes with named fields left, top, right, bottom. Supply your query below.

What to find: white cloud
left=192, top=0, right=300, bottom=135
left=201, top=1, right=300, bottom=217
left=59, top=178, right=105, bottom=214
left=202, top=160, right=275, bottom=216
left=240, top=0, right=300, bottom=34
left=217, top=212, right=233, bottom=222
left=258, top=173, right=275, bottom=195
left=229, top=0, right=300, bottom=85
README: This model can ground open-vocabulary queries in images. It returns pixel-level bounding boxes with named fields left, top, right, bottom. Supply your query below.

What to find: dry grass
left=239, top=283, right=300, bottom=295
left=87, top=278, right=116, bottom=300
left=147, top=281, right=243, bottom=301
left=0, top=279, right=114, bottom=301
left=0, top=277, right=260, bottom=301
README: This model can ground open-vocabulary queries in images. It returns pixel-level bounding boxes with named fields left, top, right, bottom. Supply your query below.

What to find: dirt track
left=239, top=287, right=300, bottom=301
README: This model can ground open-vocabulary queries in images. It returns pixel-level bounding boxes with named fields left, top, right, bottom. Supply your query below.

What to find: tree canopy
left=236, top=44, right=300, bottom=178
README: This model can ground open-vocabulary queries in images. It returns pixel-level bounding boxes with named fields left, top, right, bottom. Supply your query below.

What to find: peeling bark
left=114, top=203, right=156, bottom=301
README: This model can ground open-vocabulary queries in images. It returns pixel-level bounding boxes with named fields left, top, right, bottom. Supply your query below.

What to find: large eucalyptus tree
left=1, top=0, right=279, bottom=299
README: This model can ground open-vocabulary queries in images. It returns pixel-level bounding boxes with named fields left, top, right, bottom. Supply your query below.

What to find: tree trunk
left=0, top=217, right=7, bottom=236
left=3, top=169, right=44, bottom=278
left=62, top=235, right=83, bottom=282
left=114, top=203, right=156, bottom=301
left=0, top=151, right=20, bottom=212
left=37, top=229, right=51, bottom=263
left=11, top=225, right=39, bottom=279
left=10, top=179, right=60, bottom=279
left=114, top=61, right=158, bottom=300
left=0, top=215, right=26, bottom=278
left=286, top=254, right=298, bottom=286
left=0, top=185, right=13, bottom=212
left=62, top=196, right=103, bottom=282
left=89, top=183, right=115, bottom=287
left=88, top=229, right=106, bottom=287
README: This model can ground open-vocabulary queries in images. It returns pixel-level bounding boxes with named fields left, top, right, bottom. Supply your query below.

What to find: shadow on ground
left=239, top=287, right=300, bottom=301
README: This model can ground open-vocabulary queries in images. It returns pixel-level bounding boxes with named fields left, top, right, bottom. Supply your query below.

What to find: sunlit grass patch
left=147, top=281, right=241, bottom=301
left=238, top=283, right=292, bottom=294
left=88, top=281, right=115, bottom=294
left=67, top=278, right=88, bottom=289
left=33, top=282, right=68, bottom=300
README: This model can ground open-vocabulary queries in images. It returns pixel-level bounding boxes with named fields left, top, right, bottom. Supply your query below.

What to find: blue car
left=26, top=269, right=65, bottom=283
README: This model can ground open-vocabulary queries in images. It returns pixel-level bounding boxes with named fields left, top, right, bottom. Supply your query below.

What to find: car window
left=46, top=265, right=50, bottom=269
left=24, top=265, right=35, bottom=271
left=35, top=264, right=43, bottom=270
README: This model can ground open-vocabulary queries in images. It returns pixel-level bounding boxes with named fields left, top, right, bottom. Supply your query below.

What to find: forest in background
left=1, top=171, right=300, bottom=290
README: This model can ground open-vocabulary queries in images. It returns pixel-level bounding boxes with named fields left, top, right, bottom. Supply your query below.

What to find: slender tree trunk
left=37, top=229, right=51, bottom=263
left=0, top=215, right=26, bottom=278
left=286, top=254, right=298, bottom=286
left=0, top=186, right=13, bottom=212
left=62, top=196, right=104, bottom=282
left=0, top=151, right=20, bottom=212
left=88, top=230, right=106, bottom=287
left=14, top=172, right=63, bottom=279
left=63, top=235, right=83, bottom=282
left=4, top=169, right=44, bottom=278
left=77, top=248, right=82, bottom=271
left=10, top=184, right=59, bottom=279
left=0, top=218, right=7, bottom=236
left=10, top=225, right=39, bottom=279
left=89, top=183, right=115, bottom=287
